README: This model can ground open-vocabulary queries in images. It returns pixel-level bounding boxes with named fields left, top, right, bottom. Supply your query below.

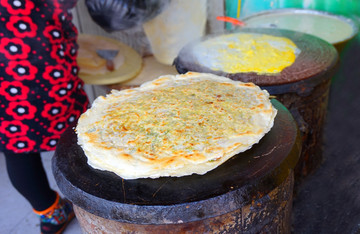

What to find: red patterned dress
left=0, top=0, right=89, bottom=153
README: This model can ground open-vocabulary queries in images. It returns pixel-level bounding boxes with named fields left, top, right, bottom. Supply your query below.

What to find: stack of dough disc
left=76, top=72, right=277, bottom=179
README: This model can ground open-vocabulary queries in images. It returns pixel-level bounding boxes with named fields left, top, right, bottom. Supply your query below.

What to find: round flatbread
left=76, top=72, right=277, bottom=179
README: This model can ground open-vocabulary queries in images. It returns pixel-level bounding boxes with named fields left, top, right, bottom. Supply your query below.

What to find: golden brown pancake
left=76, top=72, right=277, bottom=179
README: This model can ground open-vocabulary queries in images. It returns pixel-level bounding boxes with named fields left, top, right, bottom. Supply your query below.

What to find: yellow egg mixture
left=193, top=33, right=300, bottom=74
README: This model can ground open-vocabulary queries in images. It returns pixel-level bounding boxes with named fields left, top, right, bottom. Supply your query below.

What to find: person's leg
left=4, top=152, right=74, bottom=233
left=4, top=152, right=57, bottom=211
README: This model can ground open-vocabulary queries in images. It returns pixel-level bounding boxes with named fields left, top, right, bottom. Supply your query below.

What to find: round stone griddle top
left=52, top=99, right=300, bottom=223
left=174, top=28, right=339, bottom=87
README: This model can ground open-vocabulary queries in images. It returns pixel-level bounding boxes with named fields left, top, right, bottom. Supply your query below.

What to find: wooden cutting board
left=77, top=34, right=143, bottom=85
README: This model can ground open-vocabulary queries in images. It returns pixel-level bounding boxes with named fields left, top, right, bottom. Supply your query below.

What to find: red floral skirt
left=0, top=0, right=89, bottom=153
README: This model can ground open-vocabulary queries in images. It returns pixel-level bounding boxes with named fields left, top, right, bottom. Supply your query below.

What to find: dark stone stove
left=53, top=99, right=301, bottom=232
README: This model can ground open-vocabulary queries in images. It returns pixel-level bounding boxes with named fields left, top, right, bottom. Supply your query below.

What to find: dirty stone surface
left=292, top=34, right=360, bottom=234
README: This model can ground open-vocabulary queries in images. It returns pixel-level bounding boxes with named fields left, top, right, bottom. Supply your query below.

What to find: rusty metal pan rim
left=53, top=169, right=294, bottom=225
left=241, top=8, right=359, bottom=45
left=260, top=59, right=339, bottom=96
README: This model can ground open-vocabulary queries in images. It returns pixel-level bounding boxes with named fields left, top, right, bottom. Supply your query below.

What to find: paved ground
left=0, top=152, right=82, bottom=234
left=292, top=34, right=360, bottom=234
